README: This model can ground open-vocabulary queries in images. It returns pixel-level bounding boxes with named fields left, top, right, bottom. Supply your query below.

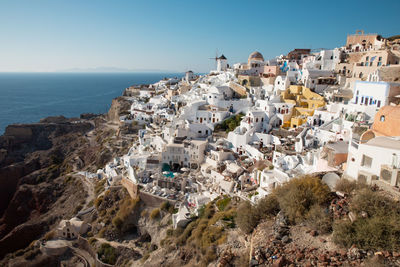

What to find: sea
left=0, top=72, right=184, bottom=134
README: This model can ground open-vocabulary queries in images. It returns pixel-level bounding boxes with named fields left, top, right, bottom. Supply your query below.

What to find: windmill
left=209, top=49, right=220, bottom=70
left=209, top=49, right=228, bottom=71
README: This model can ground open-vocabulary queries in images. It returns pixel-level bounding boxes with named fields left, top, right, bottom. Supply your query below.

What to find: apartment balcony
left=380, top=164, right=400, bottom=187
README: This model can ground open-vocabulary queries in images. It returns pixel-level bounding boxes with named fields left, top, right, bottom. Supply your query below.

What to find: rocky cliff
left=0, top=117, right=94, bottom=259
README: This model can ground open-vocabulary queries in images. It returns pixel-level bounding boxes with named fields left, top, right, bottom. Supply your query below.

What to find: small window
left=380, top=115, right=385, bottom=122
left=366, top=56, right=369, bottom=61
left=377, top=100, right=381, bottom=107
left=361, top=155, right=372, bottom=168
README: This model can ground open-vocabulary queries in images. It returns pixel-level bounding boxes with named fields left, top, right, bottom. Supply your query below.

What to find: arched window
left=380, top=115, right=385, bottom=122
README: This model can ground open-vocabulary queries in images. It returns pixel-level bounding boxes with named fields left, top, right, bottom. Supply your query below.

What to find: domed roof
left=322, top=172, right=340, bottom=191
left=248, top=51, right=264, bottom=62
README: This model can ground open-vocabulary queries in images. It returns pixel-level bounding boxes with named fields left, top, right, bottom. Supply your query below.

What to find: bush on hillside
left=274, top=175, right=331, bottom=223
left=333, top=215, right=400, bottom=250
left=350, top=188, right=397, bottom=217
left=216, top=196, right=231, bottom=211
left=112, top=196, right=140, bottom=231
left=255, top=194, right=280, bottom=217
left=335, top=178, right=368, bottom=195
left=94, top=179, right=106, bottom=196
left=333, top=188, right=400, bottom=250
left=97, top=243, right=118, bottom=265
left=150, top=208, right=161, bottom=220
left=236, top=194, right=280, bottom=234
left=160, top=201, right=170, bottom=211
left=236, top=201, right=259, bottom=234
left=112, top=216, right=123, bottom=230
left=306, top=204, right=333, bottom=234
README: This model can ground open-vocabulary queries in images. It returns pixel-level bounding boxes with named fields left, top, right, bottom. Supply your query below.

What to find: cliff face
left=0, top=109, right=136, bottom=262
left=107, top=96, right=132, bottom=123
left=0, top=118, right=93, bottom=259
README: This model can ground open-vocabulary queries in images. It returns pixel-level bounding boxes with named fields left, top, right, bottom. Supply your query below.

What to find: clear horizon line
left=0, top=70, right=193, bottom=74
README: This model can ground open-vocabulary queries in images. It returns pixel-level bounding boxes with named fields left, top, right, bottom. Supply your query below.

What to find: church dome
left=248, top=51, right=264, bottom=62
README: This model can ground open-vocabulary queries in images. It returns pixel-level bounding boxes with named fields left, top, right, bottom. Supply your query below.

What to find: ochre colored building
left=281, top=85, right=326, bottom=128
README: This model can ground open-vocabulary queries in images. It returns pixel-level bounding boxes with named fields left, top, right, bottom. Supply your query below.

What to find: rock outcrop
left=0, top=119, right=94, bottom=259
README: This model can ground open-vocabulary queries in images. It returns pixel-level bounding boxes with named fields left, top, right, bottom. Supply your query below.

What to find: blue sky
left=0, top=0, right=399, bottom=72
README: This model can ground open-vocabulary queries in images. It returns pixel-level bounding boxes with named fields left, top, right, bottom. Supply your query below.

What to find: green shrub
left=332, top=220, right=355, bottom=248
left=335, top=179, right=364, bottom=194
left=160, top=201, right=171, bottom=211
left=112, top=216, right=123, bottom=230
left=236, top=201, right=259, bottom=234
left=255, top=194, right=280, bottom=218
left=214, top=113, right=244, bottom=132
left=274, top=176, right=331, bottom=223
left=306, top=204, right=332, bottom=234
left=150, top=208, right=161, bottom=220
left=116, top=196, right=140, bottom=221
left=216, top=197, right=231, bottom=211
left=177, top=221, right=197, bottom=245
left=350, top=188, right=397, bottom=217
left=333, top=188, right=400, bottom=250
left=97, top=243, right=118, bottom=265
left=236, top=194, right=280, bottom=234
left=94, top=179, right=106, bottom=196
left=199, top=203, right=215, bottom=219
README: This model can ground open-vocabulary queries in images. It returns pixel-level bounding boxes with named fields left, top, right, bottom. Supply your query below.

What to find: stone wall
left=121, top=177, right=139, bottom=199
left=139, top=191, right=176, bottom=208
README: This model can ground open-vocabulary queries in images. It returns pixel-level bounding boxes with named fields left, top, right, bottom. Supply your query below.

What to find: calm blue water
left=0, top=72, right=183, bottom=134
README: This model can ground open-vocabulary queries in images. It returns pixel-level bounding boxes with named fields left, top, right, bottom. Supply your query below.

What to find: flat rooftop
left=365, top=136, right=400, bottom=150
left=326, top=141, right=348, bottom=154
